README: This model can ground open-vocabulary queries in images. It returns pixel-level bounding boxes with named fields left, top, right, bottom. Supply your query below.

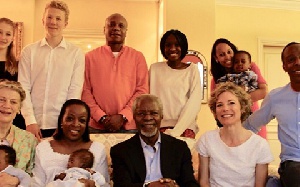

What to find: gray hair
left=132, top=94, right=163, bottom=114
left=0, top=79, right=26, bottom=102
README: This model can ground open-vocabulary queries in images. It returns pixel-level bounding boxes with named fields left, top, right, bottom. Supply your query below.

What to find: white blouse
left=31, top=140, right=109, bottom=187
left=196, top=129, right=273, bottom=187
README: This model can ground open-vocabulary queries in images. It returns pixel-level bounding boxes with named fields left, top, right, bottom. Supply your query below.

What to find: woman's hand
left=0, top=172, right=19, bottom=187
left=249, top=83, right=267, bottom=102
left=78, top=178, right=96, bottom=187
left=181, top=129, right=196, bottom=138
left=54, top=172, right=66, bottom=180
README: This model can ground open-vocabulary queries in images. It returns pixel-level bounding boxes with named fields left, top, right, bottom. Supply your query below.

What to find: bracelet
left=143, top=182, right=151, bottom=187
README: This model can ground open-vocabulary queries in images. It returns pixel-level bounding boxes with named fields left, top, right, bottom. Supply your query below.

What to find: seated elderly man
left=110, top=94, right=199, bottom=187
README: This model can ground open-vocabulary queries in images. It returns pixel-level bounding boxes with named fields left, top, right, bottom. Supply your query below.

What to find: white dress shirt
left=18, top=38, right=85, bottom=129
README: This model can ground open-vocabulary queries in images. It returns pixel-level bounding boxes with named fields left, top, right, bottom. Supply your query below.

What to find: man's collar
left=40, top=37, right=67, bottom=49
left=139, top=132, right=161, bottom=148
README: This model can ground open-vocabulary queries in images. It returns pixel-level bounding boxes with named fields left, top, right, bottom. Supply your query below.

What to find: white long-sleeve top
left=18, top=38, right=85, bottom=129
left=149, top=62, right=202, bottom=137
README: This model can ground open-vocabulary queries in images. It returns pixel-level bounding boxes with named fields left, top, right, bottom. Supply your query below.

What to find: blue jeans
left=266, top=175, right=282, bottom=187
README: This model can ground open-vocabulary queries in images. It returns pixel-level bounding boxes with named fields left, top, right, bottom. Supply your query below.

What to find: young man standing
left=244, top=42, right=300, bottom=187
left=18, top=0, right=85, bottom=140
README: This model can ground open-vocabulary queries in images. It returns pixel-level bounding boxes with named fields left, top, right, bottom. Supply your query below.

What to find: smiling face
left=61, top=104, right=88, bottom=142
left=0, top=21, right=14, bottom=51
left=164, top=34, right=182, bottom=62
left=282, top=43, right=300, bottom=85
left=0, top=88, right=21, bottom=125
left=134, top=97, right=162, bottom=139
left=42, top=7, right=67, bottom=39
left=104, top=14, right=127, bottom=46
left=233, top=53, right=251, bottom=73
left=215, top=91, right=242, bottom=127
left=215, top=43, right=234, bottom=69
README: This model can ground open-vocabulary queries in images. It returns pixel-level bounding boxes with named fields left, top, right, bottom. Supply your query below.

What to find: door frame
left=257, top=38, right=290, bottom=75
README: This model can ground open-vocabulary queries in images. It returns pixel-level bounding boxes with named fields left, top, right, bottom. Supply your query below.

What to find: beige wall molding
left=216, top=0, right=300, bottom=11
left=14, top=22, right=23, bottom=60
left=63, top=28, right=105, bottom=53
left=257, top=38, right=291, bottom=70
left=64, top=28, right=104, bottom=38
left=257, top=38, right=290, bottom=140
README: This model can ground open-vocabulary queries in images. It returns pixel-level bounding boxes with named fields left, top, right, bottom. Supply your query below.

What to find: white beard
left=141, top=127, right=158, bottom=138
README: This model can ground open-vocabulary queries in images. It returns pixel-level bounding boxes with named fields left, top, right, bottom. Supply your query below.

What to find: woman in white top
left=196, top=82, right=273, bottom=187
left=31, top=99, right=109, bottom=187
left=149, top=29, right=202, bottom=138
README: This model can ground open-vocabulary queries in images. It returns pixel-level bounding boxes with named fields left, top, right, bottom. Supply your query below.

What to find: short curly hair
left=0, top=79, right=26, bottom=102
left=132, top=94, right=163, bottom=116
left=0, top=145, right=17, bottom=166
left=209, top=82, right=252, bottom=122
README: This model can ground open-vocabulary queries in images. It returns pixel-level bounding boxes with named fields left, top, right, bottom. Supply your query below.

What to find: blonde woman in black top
left=0, top=17, right=25, bottom=130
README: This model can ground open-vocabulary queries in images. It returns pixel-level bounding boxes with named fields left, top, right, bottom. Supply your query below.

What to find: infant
left=47, top=148, right=106, bottom=187
left=0, top=145, right=31, bottom=187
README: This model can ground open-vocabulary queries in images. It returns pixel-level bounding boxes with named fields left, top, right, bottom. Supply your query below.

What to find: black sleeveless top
left=0, top=61, right=26, bottom=130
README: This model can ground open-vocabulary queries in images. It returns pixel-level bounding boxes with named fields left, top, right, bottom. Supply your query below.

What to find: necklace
left=0, top=127, right=11, bottom=142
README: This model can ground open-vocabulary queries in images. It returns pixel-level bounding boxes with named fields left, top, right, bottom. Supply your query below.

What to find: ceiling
left=215, top=0, right=300, bottom=11
left=121, top=0, right=300, bottom=11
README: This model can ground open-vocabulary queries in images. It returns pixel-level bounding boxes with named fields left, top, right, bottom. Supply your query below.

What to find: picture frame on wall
left=13, top=22, right=23, bottom=60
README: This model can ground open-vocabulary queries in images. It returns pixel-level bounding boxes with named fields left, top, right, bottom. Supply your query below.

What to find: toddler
left=217, top=50, right=258, bottom=93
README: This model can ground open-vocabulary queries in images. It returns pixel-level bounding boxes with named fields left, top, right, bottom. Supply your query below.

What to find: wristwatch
left=122, top=114, right=128, bottom=123
left=99, top=115, right=107, bottom=124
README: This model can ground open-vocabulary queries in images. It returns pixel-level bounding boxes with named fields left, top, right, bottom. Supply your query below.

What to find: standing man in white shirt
left=18, top=0, right=85, bottom=140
